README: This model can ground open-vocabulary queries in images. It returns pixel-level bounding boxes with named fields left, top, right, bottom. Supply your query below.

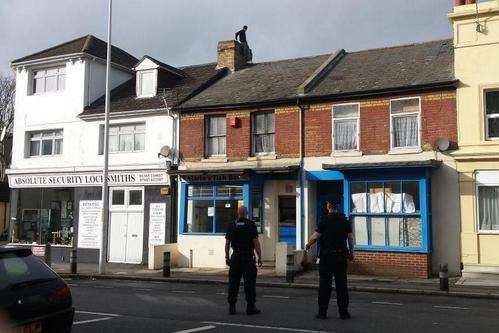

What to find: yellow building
left=450, top=0, right=499, bottom=277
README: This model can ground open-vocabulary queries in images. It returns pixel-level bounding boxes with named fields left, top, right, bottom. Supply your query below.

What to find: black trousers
left=227, top=255, right=257, bottom=306
left=318, top=254, right=349, bottom=314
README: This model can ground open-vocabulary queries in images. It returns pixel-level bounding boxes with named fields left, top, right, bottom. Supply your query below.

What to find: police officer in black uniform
left=305, top=201, right=354, bottom=320
left=225, top=206, right=263, bottom=315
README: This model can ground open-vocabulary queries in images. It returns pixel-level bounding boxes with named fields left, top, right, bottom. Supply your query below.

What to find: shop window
left=252, top=111, right=275, bottom=154
left=485, top=90, right=499, bottom=140
left=28, top=130, right=63, bottom=157
left=32, top=66, right=65, bottom=94
left=205, top=116, right=226, bottom=157
left=390, top=97, right=420, bottom=149
left=349, top=180, right=423, bottom=249
left=477, top=186, right=499, bottom=231
left=332, top=103, right=359, bottom=151
left=107, top=123, right=145, bottom=153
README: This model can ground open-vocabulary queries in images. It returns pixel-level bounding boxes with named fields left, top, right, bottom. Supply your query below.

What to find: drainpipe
left=297, top=98, right=306, bottom=250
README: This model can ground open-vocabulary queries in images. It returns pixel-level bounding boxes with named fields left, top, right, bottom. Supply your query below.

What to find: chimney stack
left=216, top=40, right=247, bottom=72
left=455, top=0, right=465, bottom=5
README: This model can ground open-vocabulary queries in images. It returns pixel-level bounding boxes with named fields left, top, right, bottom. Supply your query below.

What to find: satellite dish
left=435, top=137, right=450, bottom=152
left=0, top=127, right=6, bottom=143
left=159, top=145, right=172, bottom=158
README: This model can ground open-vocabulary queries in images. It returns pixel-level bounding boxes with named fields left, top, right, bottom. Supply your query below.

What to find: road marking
left=433, top=305, right=470, bottom=310
left=135, top=288, right=152, bottom=292
left=372, top=301, right=403, bottom=306
left=93, top=285, right=114, bottom=289
left=216, top=292, right=227, bottom=295
left=67, top=284, right=77, bottom=287
left=73, top=317, right=114, bottom=325
left=263, top=295, right=290, bottom=299
left=75, top=310, right=121, bottom=317
left=172, top=325, right=216, bottom=333
left=172, top=290, right=196, bottom=294
left=203, top=321, right=334, bottom=333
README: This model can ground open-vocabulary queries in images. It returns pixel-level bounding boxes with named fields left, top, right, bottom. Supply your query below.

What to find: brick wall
left=179, top=113, right=204, bottom=161
left=226, top=112, right=251, bottom=160
left=275, top=106, right=300, bottom=158
left=348, top=251, right=430, bottom=278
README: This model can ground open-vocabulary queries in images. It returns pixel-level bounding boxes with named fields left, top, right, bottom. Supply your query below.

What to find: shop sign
left=8, top=170, right=169, bottom=188
left=148, top=203, right=166, bottom=246
left=77, top=200, right=102, bottom=249
left=180, top=173, right=248, bottom=183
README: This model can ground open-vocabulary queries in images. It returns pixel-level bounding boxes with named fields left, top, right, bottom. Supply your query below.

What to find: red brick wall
left=179, top=113, right=204, bottom=161
left=226, top=113, right=251, bottom=160
left=275, top=107, right=300, bottom=158
left=348, top=251, right=430, bottom=278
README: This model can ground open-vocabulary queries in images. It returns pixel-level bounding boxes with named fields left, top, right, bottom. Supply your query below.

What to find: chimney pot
left=455, top=0, right=465, bottom=5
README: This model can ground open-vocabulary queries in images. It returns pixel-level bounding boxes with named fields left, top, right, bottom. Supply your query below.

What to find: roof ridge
left=178, top=61, right=218, bottom=69
left=11, top=34, right=92, bottom=64
left=347, top=38, right=453, bottom=55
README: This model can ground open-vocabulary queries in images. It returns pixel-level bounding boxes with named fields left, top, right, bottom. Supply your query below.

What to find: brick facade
left=348, top=251, right=430, bottom=278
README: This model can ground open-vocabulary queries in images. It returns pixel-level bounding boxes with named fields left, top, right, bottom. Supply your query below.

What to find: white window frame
left=108, top=123, right=146, bottom=153
left=136, top=69, right=157, bottom=98
left=27, top=129, right=63, bottom=157
left=484, top=89, right=499, bottom=141
left=31, top=65, right=66, bottom=95
left=331, top=102, right=360, bottom=153
left=475, top=171, right=499, bottom=234
left=205, top=115, right=226, bottom=158
left=389, top=97, right=421, bottom=151
left=251, top=111, right=275, bottom=156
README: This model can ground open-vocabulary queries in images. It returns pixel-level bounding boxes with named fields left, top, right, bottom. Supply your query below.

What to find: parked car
left=0, top=247, right=74, bottom=333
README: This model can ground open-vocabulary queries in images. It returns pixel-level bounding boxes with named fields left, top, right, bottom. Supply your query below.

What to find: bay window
left=28, top=130, right=63, bottom=157
left=390, top=97, right=420, bottom=149
left=32, top=66, right=66, bottom=94
left=485, top=90, right=499, bottom=140
left=332, top=103, right=359, bottom=151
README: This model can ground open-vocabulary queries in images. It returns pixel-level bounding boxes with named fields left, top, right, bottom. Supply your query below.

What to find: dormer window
left=137, top=69, right=156, bottom=98
left=32, top=65, right=66, bottom=94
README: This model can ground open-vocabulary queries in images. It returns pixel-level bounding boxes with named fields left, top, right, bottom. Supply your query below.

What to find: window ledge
left=247, top=154, right=277, bottom=161
left=201, top=157, right=228, bottom=163
left=388, top=148, right=422, bottom=155
left=331, top=151, right=362, bottom=157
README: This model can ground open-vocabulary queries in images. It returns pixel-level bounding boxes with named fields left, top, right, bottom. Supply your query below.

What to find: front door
left=108, top=187, right=144, bottom=264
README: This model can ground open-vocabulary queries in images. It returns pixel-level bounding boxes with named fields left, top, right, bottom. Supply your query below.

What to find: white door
left=108, top=187, right=144, bottom=264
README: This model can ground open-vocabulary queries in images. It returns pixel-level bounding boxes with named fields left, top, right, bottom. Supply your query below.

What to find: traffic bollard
left=70, top=249, right=77, bottom=274
left=285, top=253, right=294, bottom=283
left=44, top=243, right=52, bottom=267
left=439, top=263, right=449, bottom=292
left=163, top=252, right=171, bottom=278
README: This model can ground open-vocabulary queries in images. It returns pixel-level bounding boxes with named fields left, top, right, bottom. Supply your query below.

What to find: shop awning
left=322, top=159, right=442, bottom=171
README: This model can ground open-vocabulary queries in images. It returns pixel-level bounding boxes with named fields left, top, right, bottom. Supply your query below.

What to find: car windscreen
left=0, top=252, right=58, bottom=290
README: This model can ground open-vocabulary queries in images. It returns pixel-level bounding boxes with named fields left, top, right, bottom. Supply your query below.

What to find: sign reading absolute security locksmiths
left=148, top=203, right=166, bottom=246
left=77, top=200, right=103, bottom=249
left=8, top=170, right=169, bottom=188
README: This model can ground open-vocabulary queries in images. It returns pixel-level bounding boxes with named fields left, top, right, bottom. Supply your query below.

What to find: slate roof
left=181, top=39, right=455, bottom=109
left=82, top=63, right=225, bottom=116
left=11, top=35, right=138, bottom=69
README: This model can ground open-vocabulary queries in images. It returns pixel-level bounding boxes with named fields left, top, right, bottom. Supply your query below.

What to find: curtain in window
left=478, top=186, right=499, bottom=230
left=393, top=115, right=418, bottom=147
left=334, top=119, right=357, bottom=150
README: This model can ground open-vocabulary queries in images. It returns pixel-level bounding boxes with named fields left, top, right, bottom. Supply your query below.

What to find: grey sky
left=1, top=0, right=456, bottom=76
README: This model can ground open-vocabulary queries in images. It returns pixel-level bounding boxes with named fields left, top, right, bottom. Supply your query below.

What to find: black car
left=0, top=247, right=74, bottom=333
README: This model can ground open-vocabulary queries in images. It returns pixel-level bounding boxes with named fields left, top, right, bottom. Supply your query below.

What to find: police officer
left=225, top=206, right=263, bottom=315
left=305, top=201, right=354, bottom=320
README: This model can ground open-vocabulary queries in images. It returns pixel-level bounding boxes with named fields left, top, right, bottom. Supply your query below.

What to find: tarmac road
left=69, top=278, right=499, bottom=333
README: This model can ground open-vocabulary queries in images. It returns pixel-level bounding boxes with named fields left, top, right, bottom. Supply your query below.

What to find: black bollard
left=44, top=243, right=52, bottom=267
left=439, top=263, right=449, bottom=292
left=163, top=252, right=171, bottom=278
left=285, top=253, right=294, bottom=283
left=70, top=249, right=77, bottom=274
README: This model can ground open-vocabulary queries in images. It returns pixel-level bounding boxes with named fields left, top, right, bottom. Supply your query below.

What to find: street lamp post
left=99, top=0, right=112, bottom=275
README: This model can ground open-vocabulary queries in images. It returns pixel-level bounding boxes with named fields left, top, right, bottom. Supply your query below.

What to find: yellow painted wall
left=450, top=1, right=499, bottom=266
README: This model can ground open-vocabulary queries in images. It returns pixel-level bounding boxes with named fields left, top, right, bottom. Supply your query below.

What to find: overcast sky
left=1, top=0, right=457, bottom=76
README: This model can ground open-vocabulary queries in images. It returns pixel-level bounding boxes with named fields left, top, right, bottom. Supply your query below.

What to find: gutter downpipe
left=297, top=98, right=306, bottom=250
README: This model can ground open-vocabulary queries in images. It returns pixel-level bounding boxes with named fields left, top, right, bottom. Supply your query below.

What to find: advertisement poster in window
left=149, top=203, right=166, bottom=246
left=77, top=200, right=102, bottom=249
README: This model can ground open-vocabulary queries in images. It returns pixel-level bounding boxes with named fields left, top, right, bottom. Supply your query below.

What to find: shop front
left=306, top=160, right=439, bottom=278
left=174, top=167, right=299, bottom=268
left=7, top=169, right=173, bottom=266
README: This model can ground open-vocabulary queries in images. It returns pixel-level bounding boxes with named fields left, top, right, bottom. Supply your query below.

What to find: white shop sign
left=8, top=170, right=169, bottom=188
left=77, top=200, right=103, bottom=249
left=148, top=203, right=166, bottom=246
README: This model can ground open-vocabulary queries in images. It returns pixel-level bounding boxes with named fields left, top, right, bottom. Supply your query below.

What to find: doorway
left=108, top=187, right=144, bottom=264
left=278, top=196, right=296, bottom=245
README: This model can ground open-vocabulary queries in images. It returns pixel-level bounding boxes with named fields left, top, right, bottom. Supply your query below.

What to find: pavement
left=69, top=278, right=499, bottom=333
left=51, top=262, right=499, bottom=300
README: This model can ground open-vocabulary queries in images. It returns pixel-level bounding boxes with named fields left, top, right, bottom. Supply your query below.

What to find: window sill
left=477, top=230, right=499, bottom=235
left=247, top=154, right=277, bottom=161
left=331, top=150, right=362, bottom=157
left=388, top=147, right=422, bottom=155
left=201, top=157, right=228, bottom=163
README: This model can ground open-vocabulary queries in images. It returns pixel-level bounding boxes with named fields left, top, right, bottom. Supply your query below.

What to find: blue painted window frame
left=345, top=178, right=430, bottom=253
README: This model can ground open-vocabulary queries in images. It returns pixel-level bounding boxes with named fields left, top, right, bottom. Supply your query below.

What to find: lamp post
left=99, top=0, right=112, bottom=275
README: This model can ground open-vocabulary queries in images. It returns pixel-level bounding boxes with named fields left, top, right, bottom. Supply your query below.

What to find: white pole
left=99, top=0, right=112, bottom=275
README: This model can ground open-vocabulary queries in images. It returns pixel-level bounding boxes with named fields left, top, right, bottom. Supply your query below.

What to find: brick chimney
left=455, top=0, right=476, bottom=5
left=216, top=40, right=247, bottom=72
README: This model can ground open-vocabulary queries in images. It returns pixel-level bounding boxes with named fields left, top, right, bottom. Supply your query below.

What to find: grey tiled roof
left=181, top=39, right=455, bottom=109
left=11, top=35, right=138, bottom=69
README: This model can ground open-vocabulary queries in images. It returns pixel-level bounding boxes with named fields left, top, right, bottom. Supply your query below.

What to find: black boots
left=339, top=311, right=351, bottom=320
left=246, top=304, right=261, bottom=315
left=316, top=308, right=327, bottom=320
